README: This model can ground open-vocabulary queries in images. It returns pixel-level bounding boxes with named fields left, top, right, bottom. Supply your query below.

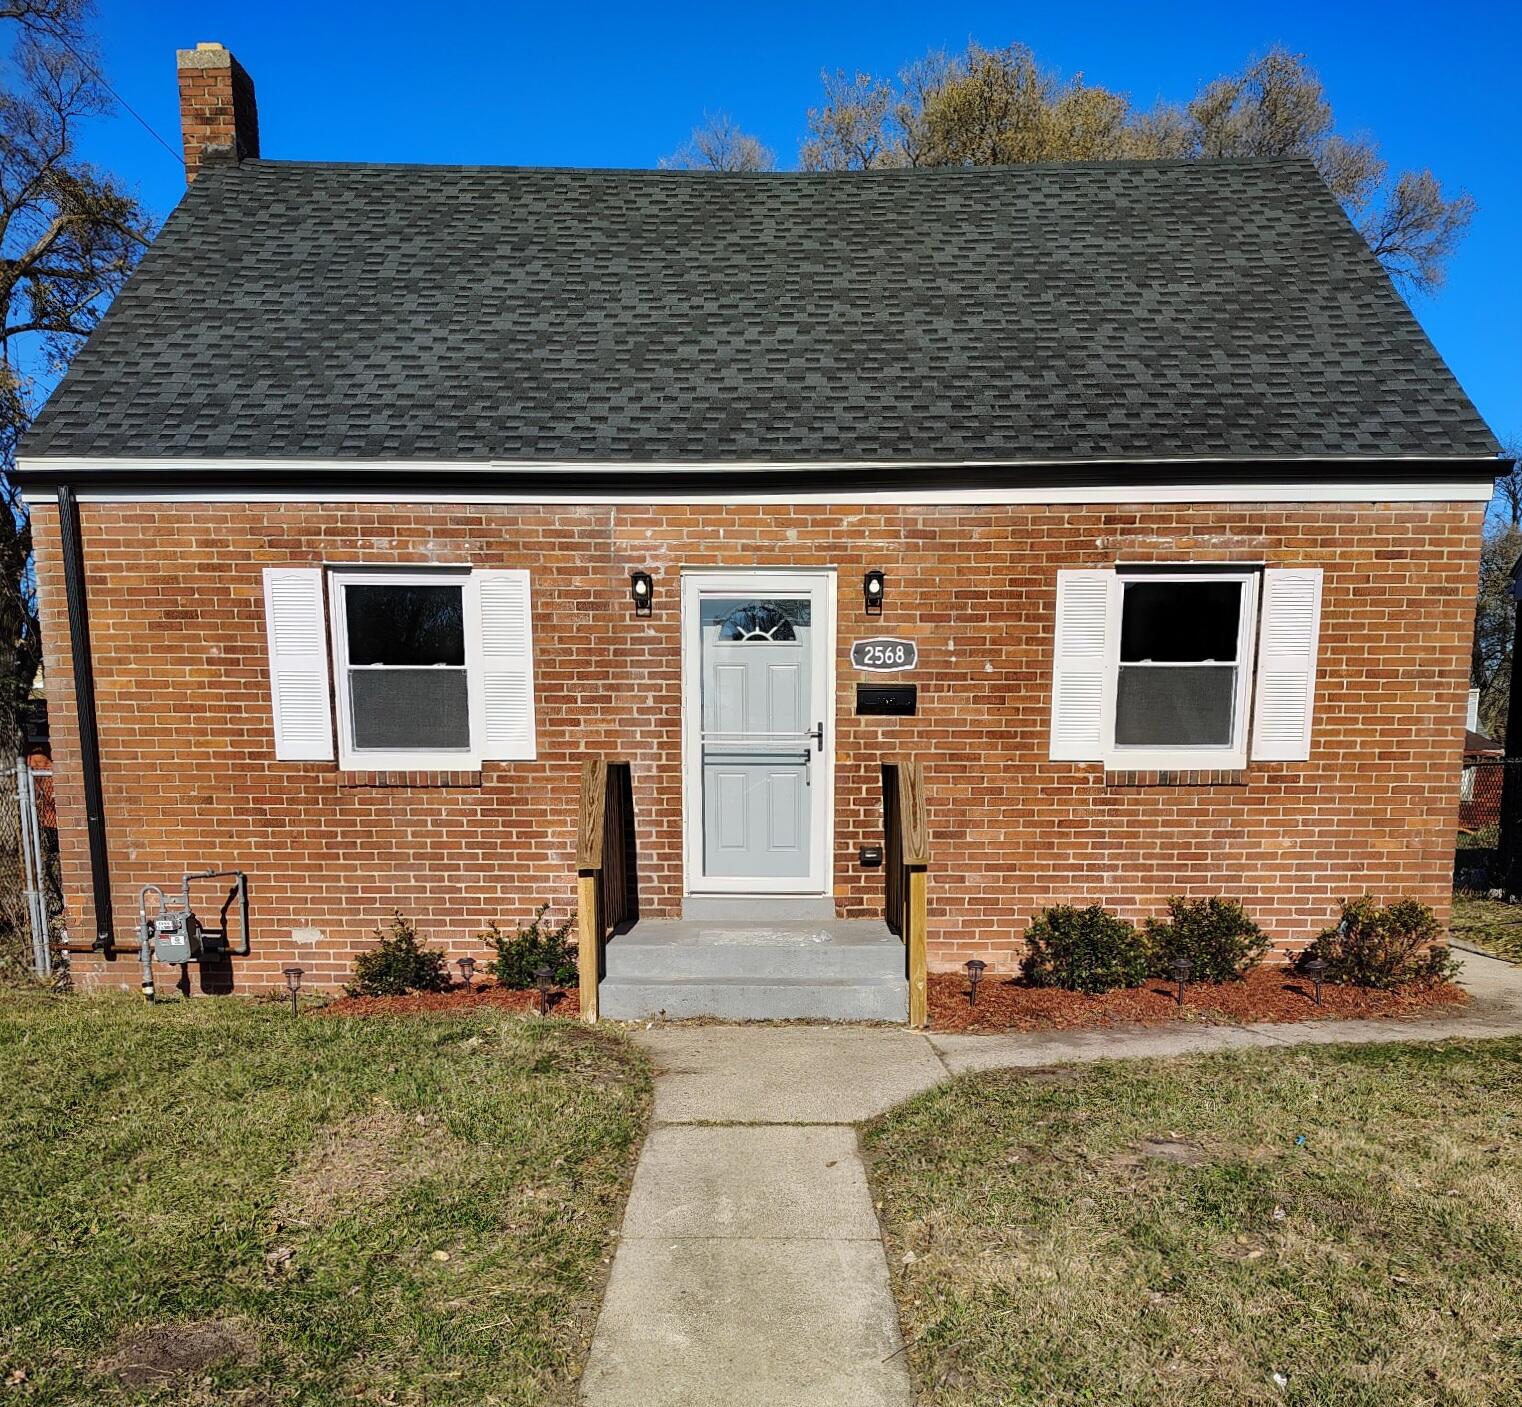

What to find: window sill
left=338, top=770, right=484, bottom=789
left=1105, top=768, right=1248, bottom=788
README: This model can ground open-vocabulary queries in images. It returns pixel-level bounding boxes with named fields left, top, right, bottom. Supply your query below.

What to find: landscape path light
left=1170, top=957, right=1192, bottom=1006
left=964, top=958, right=987, bottom=1006
left=456, top=955, right=476, bottom=990
left=282, top=966, right=304, bottom=1018
left=1304, top=956, right=1327, bottom=1007
left=534, top=965, right=554, bottom=1017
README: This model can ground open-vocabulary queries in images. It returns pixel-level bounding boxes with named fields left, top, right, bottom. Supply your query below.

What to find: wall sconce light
left=864, top=570, right=885, bottom=615
left=282, top=965, right=304, bottom=1017
left=630, top=571, right=653, bottom=617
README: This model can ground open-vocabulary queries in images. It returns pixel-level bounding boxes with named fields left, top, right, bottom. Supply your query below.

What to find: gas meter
left=137, top=869, right=250, bottom=1000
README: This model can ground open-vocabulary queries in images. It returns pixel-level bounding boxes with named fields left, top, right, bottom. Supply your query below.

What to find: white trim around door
left=680, top=569, right=837, bottom=897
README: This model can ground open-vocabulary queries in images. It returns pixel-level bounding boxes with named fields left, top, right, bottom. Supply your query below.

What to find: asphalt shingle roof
left=21, top=157, right=1497, bottom=464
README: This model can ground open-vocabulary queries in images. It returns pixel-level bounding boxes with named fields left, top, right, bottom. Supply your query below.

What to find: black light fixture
left=630, top=571, right=653, bottom=617
left=1170, top=956, right=1192, bottom=1006
left=282, top=965, right=304, bottom=1017
left=964, top=958, right=987, bottom=1006
left=863, top=570, right=885, bottom=615
left=456, top=955, right=476, bottom=990
left=1304, top=955, right=1327, bottom=1007
left=534, top=964, right=554, bottom=1016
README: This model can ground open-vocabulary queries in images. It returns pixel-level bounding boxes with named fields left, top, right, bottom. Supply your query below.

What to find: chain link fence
left=1457, top=758, right=1522, bottom=892
left=2, top=761, right=61, bottom=978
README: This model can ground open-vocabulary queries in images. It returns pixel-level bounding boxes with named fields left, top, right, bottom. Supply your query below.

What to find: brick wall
left=176, top=44, right=259, bottom=180
left=30, top=497, right=1482, bottom=993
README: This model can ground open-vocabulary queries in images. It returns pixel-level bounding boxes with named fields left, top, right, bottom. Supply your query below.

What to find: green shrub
left=1144, top=896, right=1270, bottom=983
left=484, top=903, right=577, bottom=990
left=1020, top=904, right=1149, bottom=994
left=346, top=911, right=450, bottom=997
left=1297, top=897, right=1459, bottom=990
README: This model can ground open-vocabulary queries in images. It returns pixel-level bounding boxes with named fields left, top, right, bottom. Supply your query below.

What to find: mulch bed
left=315, top=981, right=579, bottom=1019
left=312, top=970, right=1466, bottom=1031
left=928, top=964, right=1468, bottom=1034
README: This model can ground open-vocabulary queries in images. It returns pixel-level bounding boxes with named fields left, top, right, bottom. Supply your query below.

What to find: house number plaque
left=851, top=638, right=918, bottom=672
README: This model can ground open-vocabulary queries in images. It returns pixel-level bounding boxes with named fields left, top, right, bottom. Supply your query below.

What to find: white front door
left=682, top=571, right=834, bottom=895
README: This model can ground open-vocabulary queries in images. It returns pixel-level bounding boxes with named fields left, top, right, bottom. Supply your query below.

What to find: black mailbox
left=856, top=684, right=917, bottom=716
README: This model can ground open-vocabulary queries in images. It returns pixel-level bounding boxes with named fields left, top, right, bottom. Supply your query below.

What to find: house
left=15, top=43, right=1498, bottom=1022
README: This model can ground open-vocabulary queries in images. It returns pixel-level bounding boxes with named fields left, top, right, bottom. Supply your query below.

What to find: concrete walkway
left=579, top=948, right=1522, bottom=1405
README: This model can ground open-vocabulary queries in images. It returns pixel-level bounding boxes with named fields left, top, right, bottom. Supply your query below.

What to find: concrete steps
left=599, top=918, right=909, bottom=1022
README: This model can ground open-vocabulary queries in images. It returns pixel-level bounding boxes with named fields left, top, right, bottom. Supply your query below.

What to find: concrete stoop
left=598, top=918, right=909, bottom=1022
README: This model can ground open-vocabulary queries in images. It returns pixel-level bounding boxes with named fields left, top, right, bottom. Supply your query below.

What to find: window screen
left=342, top=582, right=471, bottom=752
left=1114, top=579, right=1244, bottom=750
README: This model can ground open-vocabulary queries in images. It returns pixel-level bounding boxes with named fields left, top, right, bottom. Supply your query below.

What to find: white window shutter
left=262, top=568, right=333, bottom=761
left=1049, top=569, right=1114, bottom=761
left=1251, top=568, right=1323, bottom=762
left=478, top=570, right=536, bottom=760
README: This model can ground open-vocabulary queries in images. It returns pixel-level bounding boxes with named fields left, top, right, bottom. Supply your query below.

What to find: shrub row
left=1020, top=896, right=1455, bottom=995
left=346, top=905, right=577, bottom=998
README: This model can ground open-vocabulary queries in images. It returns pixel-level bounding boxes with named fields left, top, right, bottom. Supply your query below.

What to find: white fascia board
left=51, top=480, right=1496, bottom=505
left=15, top=452, right=1503, bottom=477
left=14, top=454, right=1497, bottom=506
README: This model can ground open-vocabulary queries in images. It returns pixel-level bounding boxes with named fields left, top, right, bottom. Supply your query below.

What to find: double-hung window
left=331, top=571, right=483, bottom=769
left=1108, top=570, right=1257, bottom=767
left=1050, top=564, right=1322, bottom=768
left=261, top=564, right=536, bottom=768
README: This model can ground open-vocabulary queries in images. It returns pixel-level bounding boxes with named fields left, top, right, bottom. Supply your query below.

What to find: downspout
left=55, top=484, right=115, bottom=954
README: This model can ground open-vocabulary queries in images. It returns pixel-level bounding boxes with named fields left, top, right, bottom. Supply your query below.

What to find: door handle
left=809, top=721, right=824, bottom=753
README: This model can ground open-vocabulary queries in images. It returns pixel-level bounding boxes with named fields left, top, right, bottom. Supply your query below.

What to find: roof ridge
left=224, top=155, right=1322, bottom=178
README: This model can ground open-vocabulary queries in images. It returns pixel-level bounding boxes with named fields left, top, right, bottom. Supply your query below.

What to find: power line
left=52, top=34, right=184, bottom=168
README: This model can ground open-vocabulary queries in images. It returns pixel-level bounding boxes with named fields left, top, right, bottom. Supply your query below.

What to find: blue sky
left=70, top=0, right=1520, bottom=449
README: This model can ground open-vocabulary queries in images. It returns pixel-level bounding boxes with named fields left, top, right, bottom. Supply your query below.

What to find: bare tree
left=1472, top=523, right=1522, bottom=744
left=661, top=113, right=775, bottom=172
left=1494, top=442, right=1522, bottom=529
left=1470, top=445, right=1522, bottom=743
left=0, top=17, right=153, bottom=744
left=1183, top=50, right=1473, bottom=294
left=0, top=0, right=85, bottom=38
left=800, top=71, right=899, bottom=171
left=796, top=43, right=1473, bottom=291
left=1360, top=169, right=1476, bottom=294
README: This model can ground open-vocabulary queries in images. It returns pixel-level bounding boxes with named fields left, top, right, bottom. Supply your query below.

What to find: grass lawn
left=0, top=993, right=650, bottom=1405
left=1451, top=893, right=1522, bottom=964
left=864, top=1040, right=1522, bottom=1407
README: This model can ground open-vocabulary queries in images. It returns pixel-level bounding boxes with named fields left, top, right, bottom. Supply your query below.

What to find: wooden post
left=578, top=871, right=600, bottom=1023
left=906, top=866, right=928, bottom=1029
left=575, top=758, right=608, bottom=1023
left=894, top=758, right=930, bottom=1030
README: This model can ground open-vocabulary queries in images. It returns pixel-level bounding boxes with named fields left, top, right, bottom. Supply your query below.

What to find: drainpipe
left=55, top=484, right=115, bottom=954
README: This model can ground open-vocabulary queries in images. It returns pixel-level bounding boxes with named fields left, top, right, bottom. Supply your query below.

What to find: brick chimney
left=176, top=42, right=259, bottom=182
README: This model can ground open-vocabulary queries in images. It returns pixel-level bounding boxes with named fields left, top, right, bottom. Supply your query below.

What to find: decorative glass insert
left=703, top=598, right=811, bottom=643
left=1114, top=579, right=1244, bottom=750
left=342, top=582, right=470, bottom=751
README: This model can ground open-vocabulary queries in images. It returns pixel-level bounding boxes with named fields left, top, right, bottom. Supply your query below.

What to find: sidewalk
left=579, top=948, right=1522, bottom=1405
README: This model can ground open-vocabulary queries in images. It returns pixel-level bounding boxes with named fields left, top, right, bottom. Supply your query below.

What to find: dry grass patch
left=0, top=994, right=650, bottom=1406
left=1452, top=893, right=1522, bottom=963
left=276, top=1103, right=466, bottom=1229
left=865, top=1039, right=1522, bottom=1406
left=100, top=1317, right=257, bottom=1389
